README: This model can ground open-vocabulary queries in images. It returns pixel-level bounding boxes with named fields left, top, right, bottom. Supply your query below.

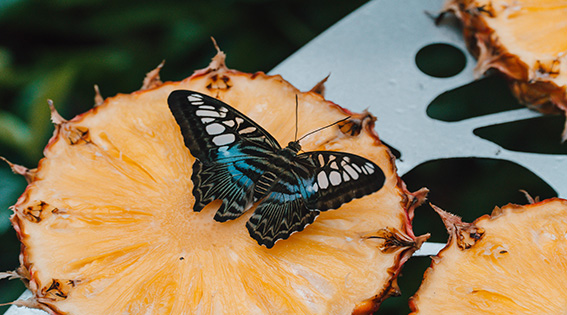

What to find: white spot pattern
left=201, top=118, right=215, bottom=124
left=196, top=110, right=221, bottom=118
left=223, top=120, right=235, bottom=127
left=317, top=171, right=329, bottom=189
left=312, top=182, right=319, bottom=192
left=188, top=94, right=203, bottom=103
left=199, top=105, right=216, bottom=110
left=365, top=162, right=375, bottom=174
left=343, top=164, right=359, bottom=180
left=351, top=163, right=362, bottom=173
left=329, top=171, right=341, bottom=186
left=206, top=123, right=225, bottom=135
left=318, top=155, right=325, bottom=166
left=239, top=127, right=256, bottom=134
left=212, top=134, right=236, bottom=146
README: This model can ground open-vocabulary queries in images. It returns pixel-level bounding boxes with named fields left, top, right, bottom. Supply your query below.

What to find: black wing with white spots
left=246, top=151, right=385, bottom=248
left=168, top=90, right=282, bottom=220
left=302, top=151, right=385, bottom=211
left=168, top=90, right=281, bottom=162
left=168, top=90, right=386, bottom=248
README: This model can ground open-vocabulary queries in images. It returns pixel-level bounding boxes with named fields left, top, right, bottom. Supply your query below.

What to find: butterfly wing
left=246, top=151, right=385, bottom=248
left=168, top=90, right=281, bottom=161
left=246, top=164, right=320, bottom=248
left=191, top=157, right=264, bottom=221
left=168, top=90, right=282, bottom=220
left=303, top=151, right=386, bottom=210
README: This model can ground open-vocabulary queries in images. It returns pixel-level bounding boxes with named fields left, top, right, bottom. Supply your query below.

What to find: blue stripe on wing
left=192, top=153, right=266, bottom=221
left=246, top=184, right=320, bottom=249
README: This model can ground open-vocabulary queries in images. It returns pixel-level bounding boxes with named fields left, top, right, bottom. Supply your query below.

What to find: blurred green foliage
left=0, top=0, right=367, bottom=312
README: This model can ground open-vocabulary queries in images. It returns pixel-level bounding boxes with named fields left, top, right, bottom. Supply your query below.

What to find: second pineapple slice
left=410, top=198, right=567, bottom=314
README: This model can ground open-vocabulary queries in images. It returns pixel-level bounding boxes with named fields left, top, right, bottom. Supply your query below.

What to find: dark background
left=0, top=0, right=564, bottom=314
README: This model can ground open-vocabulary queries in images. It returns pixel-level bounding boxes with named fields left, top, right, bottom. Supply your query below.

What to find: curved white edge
left=412, top=242, right=447, bottom=257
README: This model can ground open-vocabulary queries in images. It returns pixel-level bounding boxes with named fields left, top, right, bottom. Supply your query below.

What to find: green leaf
left=16, top=64, right=78, bottom=162
left=0, top=111, right=32, bottom=150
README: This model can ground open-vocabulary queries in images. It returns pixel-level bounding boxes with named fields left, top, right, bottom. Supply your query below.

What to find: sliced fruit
left=410, top=198, right=567, bottom=314
left=443, top=0, right=567, bottom=139
left=6, top=48, right=427, bottom=314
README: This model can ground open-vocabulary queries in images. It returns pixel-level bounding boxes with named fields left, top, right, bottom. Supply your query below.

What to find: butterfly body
left=168, top=90, right=385, bottom=248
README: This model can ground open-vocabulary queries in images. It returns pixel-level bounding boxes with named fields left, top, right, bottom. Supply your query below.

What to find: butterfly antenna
left=297, top=116, right=350, bottom=142
left=294, top=95, right=299, bottom=142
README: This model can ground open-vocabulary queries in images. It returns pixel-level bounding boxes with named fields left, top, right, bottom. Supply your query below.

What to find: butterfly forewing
left=168, top=90, right=282, bottom=219
left=168, top=90, right=281, bottom=163
left=302, top=151, right=385, bottom=211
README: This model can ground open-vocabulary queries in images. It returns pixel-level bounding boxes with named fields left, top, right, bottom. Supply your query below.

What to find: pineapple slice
left=410, top=198, right=567, bottom=314
left=443, top=0, right=567, bottom=139
left=7, top=50, right=427, bottom=314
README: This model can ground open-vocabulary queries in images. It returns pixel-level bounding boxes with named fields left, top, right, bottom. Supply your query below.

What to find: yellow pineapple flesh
left=443, top=0, right=567, bottom=138
left=410, top=198, right=567, bottom=314
left=7, top=51, right=427, bottom=314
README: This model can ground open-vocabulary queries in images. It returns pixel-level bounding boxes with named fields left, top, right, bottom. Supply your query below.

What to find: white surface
left=271, top=0, right=566, bottom=197
left=4, top=291, right=45, bottom=315
left=413, top=242, right=447, bottom=257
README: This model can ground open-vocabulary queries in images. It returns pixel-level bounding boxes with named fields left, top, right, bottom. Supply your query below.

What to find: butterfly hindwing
left=191, top=158, right=257, bottom=220
left=246, top=175, right=320, bottom=249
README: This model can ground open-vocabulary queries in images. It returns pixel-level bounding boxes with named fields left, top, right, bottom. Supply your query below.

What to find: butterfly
left=168, top=90, right=386, bottom=248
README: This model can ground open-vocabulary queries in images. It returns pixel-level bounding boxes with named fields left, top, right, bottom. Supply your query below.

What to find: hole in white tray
left=474, top=115, right=567, bottom=155
left=415, top=43, right=466, bottom=78
left=427, top=75, right=523, bottom=121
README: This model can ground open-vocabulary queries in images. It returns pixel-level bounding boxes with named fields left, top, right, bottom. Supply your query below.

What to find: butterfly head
left=286, top=141, right=302, bottom=154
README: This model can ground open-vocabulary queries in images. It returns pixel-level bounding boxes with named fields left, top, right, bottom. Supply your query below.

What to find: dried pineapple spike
left=309, top=74, right=331, bottom=96
left=0, top=271, right=21, bottom=281
left=519, top=189, right=539, bottom=204
left=431, top=204, right=484, bottom=249
left=194, top=38, right=228, bottom=76
left=1, top=157, right=36, bottom=183
left=47, top=99, right=66, bottom=125
left=93, top=84, right=104, bottom=107
left=140, top=60, right=165, bottom=91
